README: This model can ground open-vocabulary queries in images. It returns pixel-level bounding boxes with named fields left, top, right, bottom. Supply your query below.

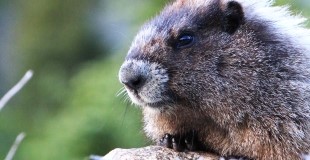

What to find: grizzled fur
left=119, top=0, right=310, bottom=159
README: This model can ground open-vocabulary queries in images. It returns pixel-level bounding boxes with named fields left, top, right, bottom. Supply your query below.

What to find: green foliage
left=17, top=57, right=147, bottom=160
left=13, top=0, right=105, bottom=120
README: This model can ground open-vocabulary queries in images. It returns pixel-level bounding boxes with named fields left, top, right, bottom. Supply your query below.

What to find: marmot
left=118, top=0, right=310, bottom=159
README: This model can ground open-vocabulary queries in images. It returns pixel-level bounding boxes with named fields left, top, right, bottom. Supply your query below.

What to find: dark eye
left=176, top=33, right=195, bottom=49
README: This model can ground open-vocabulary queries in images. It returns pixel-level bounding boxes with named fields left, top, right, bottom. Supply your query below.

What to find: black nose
left=121, top=75, right=146, bottom=91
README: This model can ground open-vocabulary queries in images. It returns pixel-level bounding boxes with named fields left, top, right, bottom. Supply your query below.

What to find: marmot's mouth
left=126, top=87, right=171, bottom=108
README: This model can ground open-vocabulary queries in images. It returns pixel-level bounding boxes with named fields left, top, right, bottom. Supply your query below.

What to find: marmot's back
left=119, top=0, right=310, bottom=159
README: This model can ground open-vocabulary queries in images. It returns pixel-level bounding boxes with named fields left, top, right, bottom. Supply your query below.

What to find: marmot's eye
left=176, top=33, right=195, bottom=49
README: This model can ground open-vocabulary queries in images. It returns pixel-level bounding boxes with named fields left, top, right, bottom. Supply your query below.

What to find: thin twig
left=0, top=70, right=33, bottom=111
left=4, top=132, right=26, bottom=160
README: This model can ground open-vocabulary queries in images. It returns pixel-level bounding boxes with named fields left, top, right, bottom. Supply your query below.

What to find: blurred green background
left=0, top=0, right=309, bottom=159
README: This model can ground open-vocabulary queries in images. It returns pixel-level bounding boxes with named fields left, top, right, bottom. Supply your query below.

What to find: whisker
left=124, top=96, right=131, bottom=103
left=116, top=87, right=127, bottom=97
left=120, top=102, right=130, bottom=128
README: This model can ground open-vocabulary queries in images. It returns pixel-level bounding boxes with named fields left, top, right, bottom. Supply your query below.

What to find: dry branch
left=0, top=70, right=33, bottom=111
left=4, top=132, right=26, bottom=160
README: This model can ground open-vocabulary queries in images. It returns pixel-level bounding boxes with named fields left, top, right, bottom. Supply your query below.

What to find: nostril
left=122, top=76, right=146, bottom=91
left=131, top=78, right=141, bottom=87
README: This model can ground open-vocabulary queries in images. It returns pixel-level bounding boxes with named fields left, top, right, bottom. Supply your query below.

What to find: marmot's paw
left=158, top=133, right=185, bottom=151
left=183, top=131, right=204, bottom=151
left=158, top=132, right=205, bottom=152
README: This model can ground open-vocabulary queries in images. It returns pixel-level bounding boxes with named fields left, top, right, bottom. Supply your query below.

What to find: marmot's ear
left=221, top=1, right=244, bottom=34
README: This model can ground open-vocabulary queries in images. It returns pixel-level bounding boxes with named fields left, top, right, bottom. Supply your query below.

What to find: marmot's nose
left=121, top=75, right=146, bottom=90
left=119, top=61, right=147, bottom=91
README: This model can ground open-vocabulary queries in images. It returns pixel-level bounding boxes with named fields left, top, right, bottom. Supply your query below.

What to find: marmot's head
left=119, top=0, right=309, bottom=116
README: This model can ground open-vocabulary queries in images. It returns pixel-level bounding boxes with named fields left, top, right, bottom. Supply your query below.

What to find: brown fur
left=119, top=0, right=310, bottom=159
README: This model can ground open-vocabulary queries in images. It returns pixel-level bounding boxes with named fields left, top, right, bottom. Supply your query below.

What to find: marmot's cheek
left=140, top=82, right=167, bottom=104
left=119, top=59, right=169, bottom=107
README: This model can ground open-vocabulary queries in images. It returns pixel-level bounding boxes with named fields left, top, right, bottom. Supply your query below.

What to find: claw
left=159, top=133, right=173, bottom=148
left=158, top=131, right=206, bottom=152
left=172, top=136, right=185, bottom=152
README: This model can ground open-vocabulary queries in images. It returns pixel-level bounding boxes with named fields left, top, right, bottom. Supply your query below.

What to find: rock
left=90, top=145, right=219, bottom=160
